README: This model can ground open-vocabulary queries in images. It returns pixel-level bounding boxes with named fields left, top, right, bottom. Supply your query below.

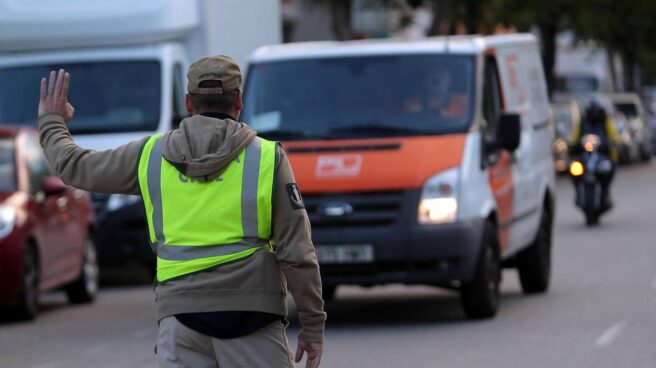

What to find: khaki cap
left=187, top=55, right=241, bottom=95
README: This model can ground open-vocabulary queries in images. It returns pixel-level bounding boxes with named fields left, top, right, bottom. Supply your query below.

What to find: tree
left=328, top=0, right=354, bottom=41
left=427, top=0, right=454, bottom=35
left=573, top=0, right=656, bottom=90
left=490, top=0, right=576, bottom=96
left=302, top=0, right=353, bottom=41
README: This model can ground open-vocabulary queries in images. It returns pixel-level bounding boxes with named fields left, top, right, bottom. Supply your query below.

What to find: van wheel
left=13, top=243, right=39, bottom=320
left=585, top=212, right=599, bottom=226
left=460, top=222, right=500, bottom=319
left=517, top=208, right=552, bottom=293
left=65, top=235, right=99, bottom=304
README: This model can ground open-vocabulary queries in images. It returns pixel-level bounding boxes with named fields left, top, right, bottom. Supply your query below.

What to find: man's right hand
left=295, top=340, right=323, bottom=368
left=39, top=69, right=75, bottom=122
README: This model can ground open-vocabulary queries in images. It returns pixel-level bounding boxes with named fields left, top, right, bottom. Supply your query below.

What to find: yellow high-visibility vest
left=138, top=134, right=277, bottom=282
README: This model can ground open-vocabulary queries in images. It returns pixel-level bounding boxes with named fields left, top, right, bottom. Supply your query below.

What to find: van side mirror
left=41, top=176, right=67, bottom=196
left=496, top=113, right=521, bottom=152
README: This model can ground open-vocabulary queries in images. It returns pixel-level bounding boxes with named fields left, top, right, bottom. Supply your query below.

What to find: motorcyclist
left=569, top=100, right=621, bottom=210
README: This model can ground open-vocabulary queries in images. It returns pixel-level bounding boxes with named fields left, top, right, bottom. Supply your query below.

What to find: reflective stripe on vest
left=138, top=134, right=276, bottom=282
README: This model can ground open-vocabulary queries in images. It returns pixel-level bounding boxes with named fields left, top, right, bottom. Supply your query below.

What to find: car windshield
left=241, top=55, right=475, bottom=140
left=0, top=139, right=15, bottom=192
left=0, top=61, right=161, bottom=134
left=615, top=102, right=638, bottom=118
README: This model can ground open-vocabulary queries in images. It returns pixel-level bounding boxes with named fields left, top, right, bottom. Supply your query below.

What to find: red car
left=0, top=127, right=98, bottom=320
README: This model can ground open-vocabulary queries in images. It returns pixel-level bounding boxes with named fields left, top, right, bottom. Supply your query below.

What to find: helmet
left=585, top=99, right=607, bottom=122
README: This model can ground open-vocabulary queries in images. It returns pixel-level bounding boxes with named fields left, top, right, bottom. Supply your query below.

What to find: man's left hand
left=39, top=69, right=75, bottom=122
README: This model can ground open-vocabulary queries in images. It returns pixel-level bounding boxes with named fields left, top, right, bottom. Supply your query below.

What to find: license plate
left=314, top=244, right=374, bottom=264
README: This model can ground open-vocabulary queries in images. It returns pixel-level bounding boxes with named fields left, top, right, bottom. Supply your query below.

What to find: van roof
left=250, top=34, right=537, bottom=63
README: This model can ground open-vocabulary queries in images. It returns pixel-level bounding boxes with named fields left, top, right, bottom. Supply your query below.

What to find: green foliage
left=303, top=0, right=656, bottom=86
left=491, top=0, right=656, bottom=88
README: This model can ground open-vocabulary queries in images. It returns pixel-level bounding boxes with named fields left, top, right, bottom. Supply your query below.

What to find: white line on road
left=651, top=277, right=656, bottom=290
left=595, top=322, right=626, bottom=348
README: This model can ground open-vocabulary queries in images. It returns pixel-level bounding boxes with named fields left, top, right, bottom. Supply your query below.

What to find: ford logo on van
left=318, top=202, right=354, bottom=217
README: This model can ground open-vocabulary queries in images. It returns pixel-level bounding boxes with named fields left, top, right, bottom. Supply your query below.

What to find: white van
left=242, top=34, right=556, bottom=318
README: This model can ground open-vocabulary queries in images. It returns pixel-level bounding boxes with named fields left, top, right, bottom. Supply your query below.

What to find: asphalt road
left=1, top=163, right=656, bottom=368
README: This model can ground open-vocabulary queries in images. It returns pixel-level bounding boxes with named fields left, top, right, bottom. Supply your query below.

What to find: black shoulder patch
left=286, top=183, right=305, bottom=209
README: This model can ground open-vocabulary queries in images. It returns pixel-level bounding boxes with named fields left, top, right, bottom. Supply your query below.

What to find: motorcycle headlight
left=570, top=161, right=584, bottom=176
left=0, top=205, right=16, bottom=239
left=418, top=167, right=459, bottom=224
left=106, top=194, right=141, bottom=212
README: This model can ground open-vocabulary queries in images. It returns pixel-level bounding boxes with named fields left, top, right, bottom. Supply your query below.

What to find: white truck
left=0, top=0, right=281, bottom=271
left=553, top=38, right=623, bottom=99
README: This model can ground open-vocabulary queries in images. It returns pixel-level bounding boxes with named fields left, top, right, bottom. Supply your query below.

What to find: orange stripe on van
left=488, top=151, right=513, bottom=252
left=284, top=135, right=466, bottom=193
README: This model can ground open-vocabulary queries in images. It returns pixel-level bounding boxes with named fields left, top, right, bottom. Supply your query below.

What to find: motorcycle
left=569, top=134, right=614, bottom=226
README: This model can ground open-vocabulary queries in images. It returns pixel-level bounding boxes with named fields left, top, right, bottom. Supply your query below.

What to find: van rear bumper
left=313, top=219, right=485, bottom=287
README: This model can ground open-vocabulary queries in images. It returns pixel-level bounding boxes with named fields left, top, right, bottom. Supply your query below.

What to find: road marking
left=595, top=322, right=626, bottom=348
left=651, top=276, right=656, bottom=290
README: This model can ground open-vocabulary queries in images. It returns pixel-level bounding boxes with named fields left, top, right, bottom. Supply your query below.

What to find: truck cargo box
left=0, top=0, right=199, bottom=52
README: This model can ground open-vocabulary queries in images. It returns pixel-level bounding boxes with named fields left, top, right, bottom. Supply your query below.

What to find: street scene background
left=1, top=0, right=656, bottom=367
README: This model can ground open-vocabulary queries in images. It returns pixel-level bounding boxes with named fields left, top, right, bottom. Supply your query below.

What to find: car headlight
left=418, top=167, right=459, bottom=224
left=106, top=194, right=141, bottom=212
left=0, top=205, right=16, bottom=239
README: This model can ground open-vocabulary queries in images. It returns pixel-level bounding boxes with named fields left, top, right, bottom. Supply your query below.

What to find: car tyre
left=517, top=207, right=552, bottom=293
left=13, top=243, right=39, bottom=320
left=65, top=234, right=99, bottom=304
left=460, top=221, right=500, bottom=319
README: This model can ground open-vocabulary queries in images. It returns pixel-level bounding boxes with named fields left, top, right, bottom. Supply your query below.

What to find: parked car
left=611, top=92, right=652, bottom=161
left=0, top=127, right=97, bottom=320
left=551, top=100, right=581, bottom=172
left=639, top=86, right=656, bottom=154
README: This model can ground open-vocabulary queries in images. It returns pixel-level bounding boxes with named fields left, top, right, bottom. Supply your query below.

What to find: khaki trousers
left=157, top=316, right=295, bottom=368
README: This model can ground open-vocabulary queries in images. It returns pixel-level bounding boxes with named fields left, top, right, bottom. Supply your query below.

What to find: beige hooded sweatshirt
left=38, top=113, right=326, bottom=343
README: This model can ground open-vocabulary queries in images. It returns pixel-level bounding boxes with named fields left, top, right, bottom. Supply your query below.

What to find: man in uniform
left=37, top=56, right=325, bottom=368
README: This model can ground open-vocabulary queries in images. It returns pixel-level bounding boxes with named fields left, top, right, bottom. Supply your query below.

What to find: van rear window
left=614, top=103, right=638, bottom=118
left=242, top=55, right=474, bottom=140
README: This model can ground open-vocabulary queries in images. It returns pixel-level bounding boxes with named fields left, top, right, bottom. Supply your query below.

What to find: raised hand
left=39, top=69, right=75, bottom=122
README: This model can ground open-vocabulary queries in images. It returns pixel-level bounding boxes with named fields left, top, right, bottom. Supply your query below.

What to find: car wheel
left=13, top=243, right=39, bottom=320
left=640, top=143, right=652, bottom=162
left=65, top=234, right=99, bottom=304
left=517, top=208, right=552, bottom=293
left=460, top=221, right=500, bottom=319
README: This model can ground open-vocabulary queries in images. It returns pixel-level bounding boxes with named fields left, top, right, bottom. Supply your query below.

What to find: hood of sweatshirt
left=161, top=113, right=256, bottom=181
